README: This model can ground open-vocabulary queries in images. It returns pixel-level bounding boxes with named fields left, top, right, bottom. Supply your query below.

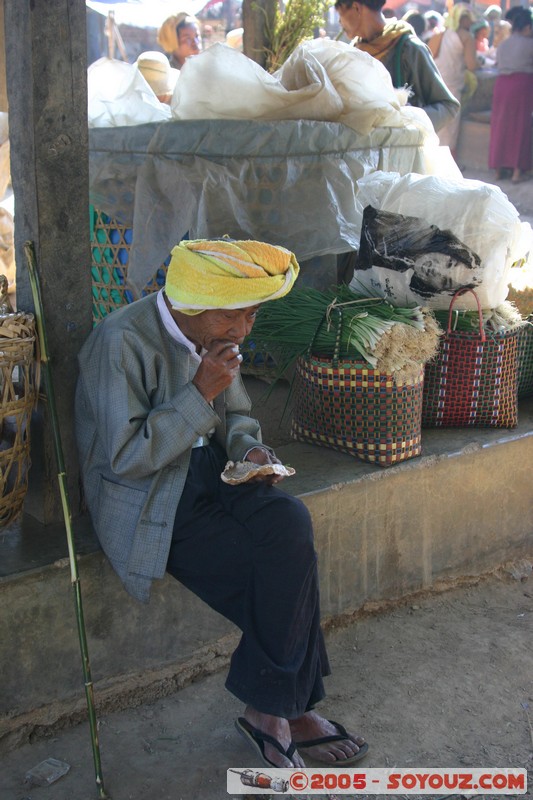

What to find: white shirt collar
left=156, top=289, right=201, bottom=362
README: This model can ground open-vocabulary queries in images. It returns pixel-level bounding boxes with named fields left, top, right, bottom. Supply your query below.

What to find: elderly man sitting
left=75, top=238, right=368, bottom=769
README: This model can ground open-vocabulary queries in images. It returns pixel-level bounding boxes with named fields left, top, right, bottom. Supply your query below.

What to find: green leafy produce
left=261, top=0, right=329, bottom=72
left=434, top=300, right=525, bottom=334
left=249, top=285, right=440, bottom=383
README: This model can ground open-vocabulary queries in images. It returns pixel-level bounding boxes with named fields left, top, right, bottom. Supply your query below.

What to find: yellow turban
left=165, top=239, right=300, bottom=314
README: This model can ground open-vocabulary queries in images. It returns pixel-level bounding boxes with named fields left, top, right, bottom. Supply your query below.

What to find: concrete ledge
left=1, top=397, right=532, bottom=751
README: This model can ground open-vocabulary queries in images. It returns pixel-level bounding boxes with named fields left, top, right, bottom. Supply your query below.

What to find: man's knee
left=262, top=493, right=315, bottom=552
left=284, top=494, right=313, bottom=534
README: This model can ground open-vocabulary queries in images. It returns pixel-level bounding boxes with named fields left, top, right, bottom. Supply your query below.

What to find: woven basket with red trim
left=422, top=288, right=519, bottom=428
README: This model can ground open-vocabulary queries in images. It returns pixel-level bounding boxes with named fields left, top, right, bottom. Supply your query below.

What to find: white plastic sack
left=351, top=171, right=533, bottom=310
left=171, top=43, right=343, bottom=123
left=277, top=39, right=407, bottom=135
left=90, top=119, right=442, bottom=293
left=171, top=40, right=444, bottom=137
left=88, top=58, right=172, bottom=128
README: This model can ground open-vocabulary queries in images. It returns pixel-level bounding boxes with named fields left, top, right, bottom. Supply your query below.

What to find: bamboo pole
left=24, top=241, right=109, bottom=800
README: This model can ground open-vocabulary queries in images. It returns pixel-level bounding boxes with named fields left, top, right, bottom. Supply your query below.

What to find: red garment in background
left=489, top=72, right=533, bottom=171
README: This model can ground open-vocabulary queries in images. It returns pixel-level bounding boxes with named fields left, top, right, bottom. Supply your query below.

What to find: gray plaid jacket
left=75, top=293, right=264, bottom=602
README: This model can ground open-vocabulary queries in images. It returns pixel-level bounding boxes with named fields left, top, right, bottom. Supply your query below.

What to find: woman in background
left=157, top=13, right=202, bottom=69
left=433, top=3, right=478, bottom=156
left=423, top=10, right=444, bottom=44
left=489, top=7, right=533, bottom=184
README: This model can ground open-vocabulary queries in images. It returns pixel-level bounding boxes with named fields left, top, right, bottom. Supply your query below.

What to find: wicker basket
left=0, top=313, right=37, bottom=526
left=90, top=206, right=169, bottom=324
left=517, top=319, right=533, bottom=399
left=422, top=289, right=519, bottom=428
left=291, top=354, right=424, bottom=467
left=240, top=336, right=280, bottom=380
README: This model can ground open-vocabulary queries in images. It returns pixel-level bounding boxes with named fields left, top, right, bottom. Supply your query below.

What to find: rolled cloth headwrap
left=165, top=239, right=300, bottom=314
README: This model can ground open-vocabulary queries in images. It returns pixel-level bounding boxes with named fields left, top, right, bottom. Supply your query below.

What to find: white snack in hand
left=221, top=460, right=296, bottom=485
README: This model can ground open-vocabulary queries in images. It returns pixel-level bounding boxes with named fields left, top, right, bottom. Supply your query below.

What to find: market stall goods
left=291, top=355, right=425, bottom=467
left=89, top=120, right=453, bottom=298
left=354, top=205, right=481, bottom=305
left=352, top=171, right=533, bottom=312
left=250, top=285, right=440, bottom=381
left=171, top=40, right=418, bottom=136
left=422, top=289, right=520, bottom=429
left=431, top=300, right=532, bottom=402
left=250, top=285, right=440, bottom=467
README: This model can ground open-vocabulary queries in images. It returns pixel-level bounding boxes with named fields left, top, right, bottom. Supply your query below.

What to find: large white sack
left=88, top=58, right=171, bottom=128
left=171, top=43, right=344, bottom=122
left=277, top=39, right=407, bottom=135
left=352, top=171, right=533, bottom=310
left=171, top=40, right=441, bottom=136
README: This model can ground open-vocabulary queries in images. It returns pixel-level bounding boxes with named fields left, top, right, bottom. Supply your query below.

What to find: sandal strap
left=295, top=719, right=352, bottom=749
left=248, top=722, right=297, bottom=760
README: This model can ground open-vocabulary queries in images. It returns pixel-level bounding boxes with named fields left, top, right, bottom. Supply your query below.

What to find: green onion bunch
left=435, top=300, right=525, bottom=335
left=250, top=285, right=441, bottom=382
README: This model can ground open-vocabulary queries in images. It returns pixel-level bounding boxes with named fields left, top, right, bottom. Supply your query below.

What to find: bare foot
left=241, top=706, right=306, bottom=768
left=289, top=710, right=367, bottom=763
left=511, top=170, right=531, bottom=184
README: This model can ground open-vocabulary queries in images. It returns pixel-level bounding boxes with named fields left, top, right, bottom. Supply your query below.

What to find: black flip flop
left=294, top=719, right=369, bottom=764
left=235, top=716, right=297, bottom=768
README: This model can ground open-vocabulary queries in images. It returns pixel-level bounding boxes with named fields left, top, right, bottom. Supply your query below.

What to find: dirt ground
left=2, top=568, right=532, bottom=800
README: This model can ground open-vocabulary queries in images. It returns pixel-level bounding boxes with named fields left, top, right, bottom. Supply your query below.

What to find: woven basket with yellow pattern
left=291, top=353, right=424, bottom=467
